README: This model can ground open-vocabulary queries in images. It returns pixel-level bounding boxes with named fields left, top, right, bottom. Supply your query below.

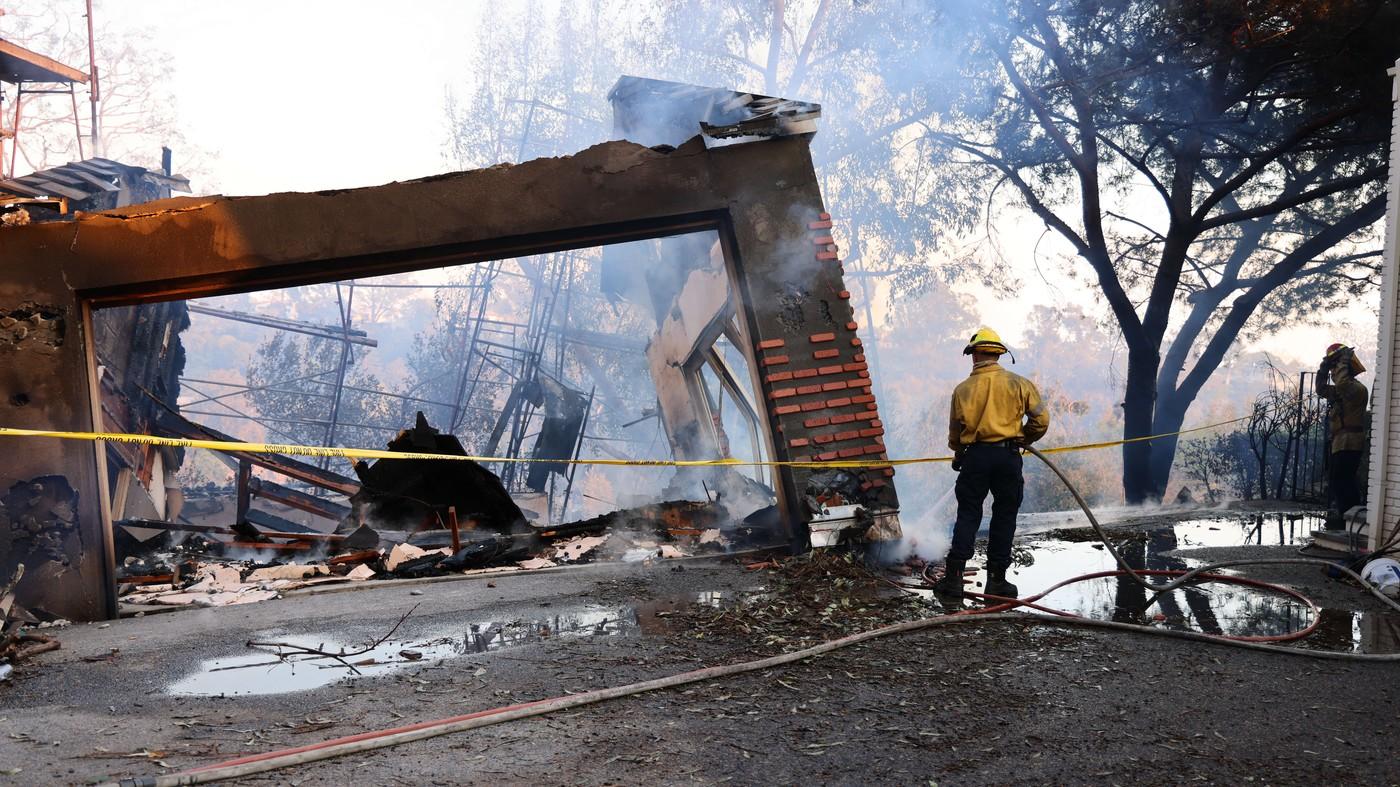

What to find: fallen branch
left=245, top=603, right=421, bottom=671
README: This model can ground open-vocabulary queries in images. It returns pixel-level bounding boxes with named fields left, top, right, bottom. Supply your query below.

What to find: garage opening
left=94, top=227, right=791, bottom=606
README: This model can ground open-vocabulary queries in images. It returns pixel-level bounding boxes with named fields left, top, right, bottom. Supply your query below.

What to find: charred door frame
left=76, top=210, right=801, bottom=615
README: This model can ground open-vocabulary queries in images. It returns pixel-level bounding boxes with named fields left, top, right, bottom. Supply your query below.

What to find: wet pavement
left=935, top=512, right=1400, bottom=653
left=165, top=590, right=763, bottom=697
left=168, top=604, right=640, bottom=696
left=5, top=527, right=1400, bottom=785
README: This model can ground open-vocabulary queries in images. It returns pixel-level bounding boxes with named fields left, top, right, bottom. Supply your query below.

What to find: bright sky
left=108, top=0, right=485, bottom=195
left=103, top=0, right=1380, bottom=368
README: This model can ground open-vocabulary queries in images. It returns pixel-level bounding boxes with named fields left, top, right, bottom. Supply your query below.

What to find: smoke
left=892, top=475, right=956, bottom=562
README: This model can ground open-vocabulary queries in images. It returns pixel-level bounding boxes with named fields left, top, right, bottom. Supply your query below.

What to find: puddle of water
left=168, top=589, right=766, bottom=697
left=1167, top=512, right=1326, bottom=548
left=923, top=512, right=1399, bottom=653
left=168, top=605, right=638, bottom=696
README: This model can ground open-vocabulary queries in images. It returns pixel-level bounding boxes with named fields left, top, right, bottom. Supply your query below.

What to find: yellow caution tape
left=0, top=415, right=1250, bottom=471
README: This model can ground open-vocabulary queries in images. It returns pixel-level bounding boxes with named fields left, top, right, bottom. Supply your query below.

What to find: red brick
left=800, top=401, right=826, bottom=412
left=809, top=332, right=836, bottom=343
left=818, top=364, right=844, bottom=375
left=835, top=429, right=861, bottom=442
left=814, top=434, right=835, bottom=444
left=808, top=219, right=833, bottom=229
left=866, top=403, right=879, bottom=411
left=769, top=388, right=797, bottom=400
left=816, top=251, right=838, bottom=261
left=846, top=322, right=859, bottom=331
left=883, top=468, right=896, bottom=477
left=793, top=368, right=819, bottom=379
left=813, top=348, right=839, bottom=360
left=851, top=394, right=875, bottom=404
left=821, top=381, right=847, bottom=392
left=762, top=355, right=790, bottom=367
left=775, top=405, right=801, bottom=415
left=860, top=427, right=885, bottom=438
left=842, top=362, right=868, bottom=373
left=765, top=371, right=793, bottom=383
left=812, top=235, right=835, bottom=246
left=837, top=447, right=864, bottom=458
left=854, top=354, right=866, bottom=363
left=857, top=370, right=870, bottom=379
left=863, top=445, right=886, bottom=455
left=797, top=384, right=822, bottom=395
left=856, top=412, right=878, bottom=421
left=818, top=212, right=831, bottom=220
left=838, top=290, right=851, bottom=300
left=830, top=413, right=856, bottom=425
left=871, top=419, right=883, bottom=428
left=851, top=338, right=863, bottom=347
left=816, top=451, right=838, bottom=461
left=804, top=417, right=831, bottom=428
left=825, top=397, right=852, bottom=408
left=757, top=339, right=786, bottom=350
left=870, top=479, right=888, bottom=488
left=788, top=438, right=810, bottom=448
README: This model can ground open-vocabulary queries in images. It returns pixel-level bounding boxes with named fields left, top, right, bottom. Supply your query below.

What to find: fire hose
left=109, top=447, right=1400, bottom=786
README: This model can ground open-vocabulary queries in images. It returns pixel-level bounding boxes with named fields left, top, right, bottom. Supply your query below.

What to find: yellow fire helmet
left=963, top=326, right=1010, bottom=356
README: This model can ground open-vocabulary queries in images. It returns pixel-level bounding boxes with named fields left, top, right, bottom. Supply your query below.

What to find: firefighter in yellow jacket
left=933, top=327, right=1049, bottom=599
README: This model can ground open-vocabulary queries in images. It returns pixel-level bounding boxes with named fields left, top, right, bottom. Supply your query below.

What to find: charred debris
left=113, top=413, right=783, bottom=612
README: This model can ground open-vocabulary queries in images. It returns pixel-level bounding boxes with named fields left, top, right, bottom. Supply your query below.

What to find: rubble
left=104, top=408, right=784, bottom=614
left=113, top=489, right=757, bottom=612
left=1, top=566, right=62, bottom=678
left=347, top=412, right=527, bottom=535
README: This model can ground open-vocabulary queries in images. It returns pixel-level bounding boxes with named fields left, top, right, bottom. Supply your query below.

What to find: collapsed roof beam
left=187, top=302, right=378, bottom=347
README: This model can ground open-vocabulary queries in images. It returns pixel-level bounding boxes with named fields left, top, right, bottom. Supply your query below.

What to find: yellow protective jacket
left=947, top=360, right=1050, bottom=452
left=1316, top=362, right=1369, bottom=454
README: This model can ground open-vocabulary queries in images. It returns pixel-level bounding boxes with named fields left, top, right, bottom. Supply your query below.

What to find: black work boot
left=932, top=559, right=966, bottom=598
left=984, top=566, right=1019, bottom=598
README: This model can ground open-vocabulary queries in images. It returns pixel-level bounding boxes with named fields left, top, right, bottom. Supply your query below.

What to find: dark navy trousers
left=948, top=442, right=1024, bottom=571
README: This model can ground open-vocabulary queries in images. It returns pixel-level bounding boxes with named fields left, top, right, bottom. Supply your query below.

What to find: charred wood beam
left=116, top=518, right=345, bottom=543
left=249, top=477, right=351, bottom=521
left=245, top=507, right=320, bottom=535
left=155, top=410, right=361, bottom=496
left=187, top=303, right=378, bottom=347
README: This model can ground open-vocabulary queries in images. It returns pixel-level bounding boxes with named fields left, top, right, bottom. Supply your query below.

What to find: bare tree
left=904, top=0, right=1394, bottom=502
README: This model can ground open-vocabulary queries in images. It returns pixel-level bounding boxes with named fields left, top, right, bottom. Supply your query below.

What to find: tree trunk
left=1121, top=342, right=1161, bottom=504
left=1146, top=395, right=1191, bottom=500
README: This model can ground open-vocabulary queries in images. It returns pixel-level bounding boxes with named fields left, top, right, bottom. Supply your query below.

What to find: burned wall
left=0, top=134, right=898, bottom=620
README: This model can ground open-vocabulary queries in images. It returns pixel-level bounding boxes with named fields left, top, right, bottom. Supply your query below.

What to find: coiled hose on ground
left=108, top=446, right=1400, bottom=786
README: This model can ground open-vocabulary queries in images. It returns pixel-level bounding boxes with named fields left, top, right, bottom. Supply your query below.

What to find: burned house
left=0, top=77, right=901, bottom=621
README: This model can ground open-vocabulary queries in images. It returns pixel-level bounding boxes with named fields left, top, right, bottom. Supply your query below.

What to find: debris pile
left=116, top=500, right=741, bottom=610
left=672, top=551, right=934, bottom=650
left=111, top=413, right=778, bottom=613
left=345, top=412, right=528, bottom=536
left=1, top=567, right=62, bottom=680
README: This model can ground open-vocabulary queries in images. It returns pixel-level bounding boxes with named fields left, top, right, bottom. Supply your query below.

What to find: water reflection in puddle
left=939, top=513, right=1400, bottom=654
left=167, top=590, right=758, bottom=697
left=169, top=605, right=638, bottom=696
left=1167, top=512, right=1325, bottom=547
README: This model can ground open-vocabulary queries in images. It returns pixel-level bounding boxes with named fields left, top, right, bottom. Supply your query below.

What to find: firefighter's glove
left=951, top=455, right=964, bottom=472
